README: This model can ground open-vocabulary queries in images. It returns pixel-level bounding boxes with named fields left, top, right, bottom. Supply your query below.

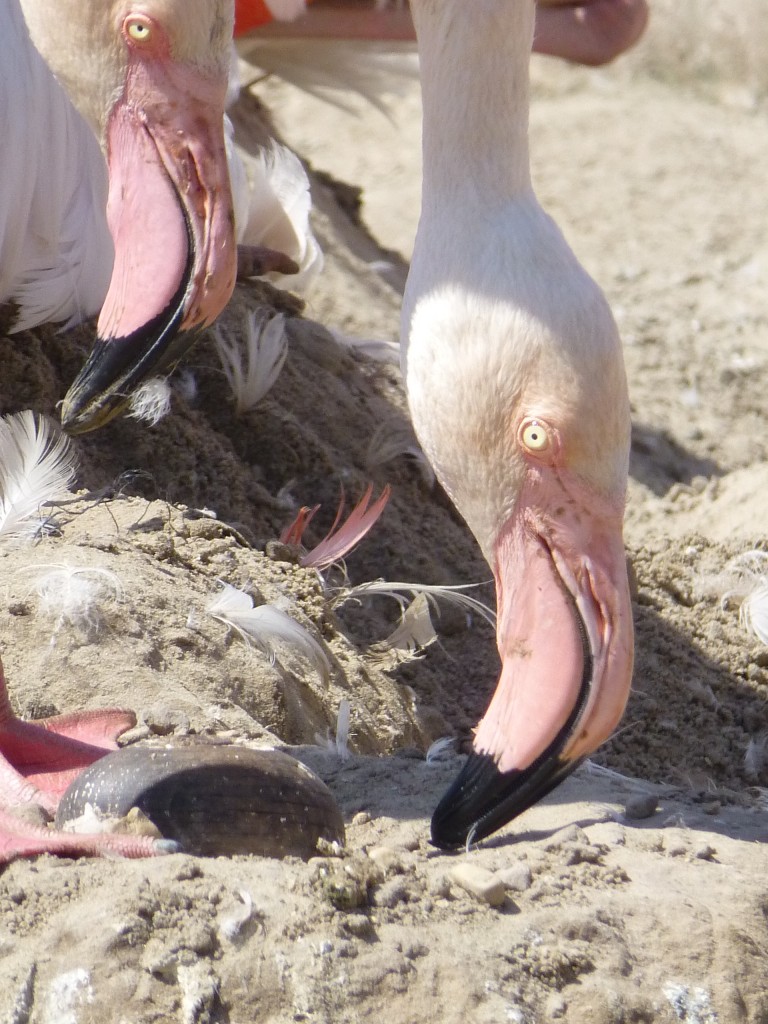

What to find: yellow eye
left=126, top=16, right=152, bottom=42
left=520, top=419, right=550, bottom=452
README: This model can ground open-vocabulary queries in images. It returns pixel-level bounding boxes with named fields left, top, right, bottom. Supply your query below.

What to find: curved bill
left=61, top=50, right=237, bottom=434
left=431, top=497, right=633, bottom=849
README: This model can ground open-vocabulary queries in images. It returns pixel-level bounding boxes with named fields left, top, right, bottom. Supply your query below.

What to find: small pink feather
left=280, top=503, right=320, bottom=546
left=286, top=484, right=392, bottom=570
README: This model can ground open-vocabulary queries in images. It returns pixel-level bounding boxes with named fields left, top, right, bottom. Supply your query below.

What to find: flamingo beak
left=431, top=488, right=634, bottom=848
left=61, top=41, right=236, bottom=434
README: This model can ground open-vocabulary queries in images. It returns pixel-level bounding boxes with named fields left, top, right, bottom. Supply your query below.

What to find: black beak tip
left=430, top=751, right=582, bottom=850
left=61, top=319, right=199, bottom=435
left=61, top=337, right=132, bottom=434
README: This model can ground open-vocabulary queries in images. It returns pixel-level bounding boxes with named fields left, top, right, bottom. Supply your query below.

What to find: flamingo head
left=22, top=0, right=237, bottom=432
left=404, top=271, right=634, bottom=848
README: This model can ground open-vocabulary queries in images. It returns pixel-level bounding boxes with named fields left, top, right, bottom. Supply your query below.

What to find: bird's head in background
left=23, top=0, right=238, bottom=432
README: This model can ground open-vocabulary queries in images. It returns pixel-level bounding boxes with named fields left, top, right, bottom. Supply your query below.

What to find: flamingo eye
left=519, top=419, right=551, bottom=453
left=125, top=16, right=152, bottom=42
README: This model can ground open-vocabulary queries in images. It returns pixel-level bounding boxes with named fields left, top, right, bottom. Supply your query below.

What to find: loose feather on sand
left=0, top=411, right=77, bottom=541
left=206, top=582, right=330, bottom=681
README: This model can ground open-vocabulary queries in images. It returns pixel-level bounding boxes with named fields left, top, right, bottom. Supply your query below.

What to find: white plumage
left=0, top=0, right=112, bottom=333
left=0, top=412, right=78, bottom=541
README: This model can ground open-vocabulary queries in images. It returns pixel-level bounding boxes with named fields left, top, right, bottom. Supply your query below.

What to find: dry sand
left=1, top=10, right=768, bottom=1022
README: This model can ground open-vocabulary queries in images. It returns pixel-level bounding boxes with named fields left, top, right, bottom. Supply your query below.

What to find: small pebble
left=543, top=824, right=583, bottom=850
left=395, top=747, right=425, bottom=761
left=352, top=811, right=371, bottom=826
left=340, top=914, right=374, bottom=938
left=448, top=864, right=506, bottom=907
left=402, top=940, right=428, bottom=960
left=6, top=804, right=50, bottom=829
left=624, top=793, right=658, bottom=820
left=117, top=724, right=151, bottom=746
left=398, top=835, right=420, bottom=852
left=140, top=706, right=190, bottom=736
left=666, top=842, right=687, bottom=858
left=497, top=863, right=533, bottom=893
left=367, top=846, right=402, bottom=875
left=371, top=877, right=410, bottom=909
left=428, top=875, right=451, bottom=899
left=546, top=994, right=567, bottom=1019
left=702, top=801, right=721, bottom=816
left=693, top=844, right=717, bottom=861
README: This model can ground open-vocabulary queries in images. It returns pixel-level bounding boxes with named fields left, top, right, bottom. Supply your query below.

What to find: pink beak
left=431, top=470, right=634, bottom=848
left=61, top=16, right=237, bottom=433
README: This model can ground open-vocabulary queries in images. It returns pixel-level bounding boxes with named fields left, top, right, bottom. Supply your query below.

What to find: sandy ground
left=2, top=11, right=768, bottom=1022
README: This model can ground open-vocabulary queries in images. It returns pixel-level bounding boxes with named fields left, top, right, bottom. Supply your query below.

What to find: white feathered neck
left=402, top=0, right=630, bottom=560
left=0, top=0, right=112, bottom=332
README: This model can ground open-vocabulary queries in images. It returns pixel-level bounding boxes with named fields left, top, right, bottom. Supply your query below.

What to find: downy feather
left=215, top=309, right=288, bottom=414
left=0, top=412, right=78, bottom=540
left=333, top=578, right=496, bottom=629
left=376, top=592, right=437, bottom=654
left=237, top=38, right=417, bottom=114
left=712, top=550, right=768, bottom=645
left=207, top=582, right=330, bottom=681
left=234, top=141, right=323, bottom=291
left=128, top=378, right=173, bottom=426
left=328, top=328, right=400, bottom=366
left=31, top=564, right=123, bottom=635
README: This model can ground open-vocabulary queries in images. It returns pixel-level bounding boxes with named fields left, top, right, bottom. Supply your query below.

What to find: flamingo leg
left=0, top=658, right=173, bottom=863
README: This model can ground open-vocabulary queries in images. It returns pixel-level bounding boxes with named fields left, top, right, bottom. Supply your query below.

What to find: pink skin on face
left=473, top=418, right=634, bottom=775
left=98, top=12, right=237, bottom=342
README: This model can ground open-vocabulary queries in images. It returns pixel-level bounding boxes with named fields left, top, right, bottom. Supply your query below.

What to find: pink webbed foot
left=0, top=662, right=136, bottom=810
left=0, top=807, right=177, bottom=864
left=0, top=659, right=175, bottom=863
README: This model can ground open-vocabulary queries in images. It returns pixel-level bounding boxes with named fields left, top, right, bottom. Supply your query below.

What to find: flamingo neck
left=410, top=0, right=534, bottom=204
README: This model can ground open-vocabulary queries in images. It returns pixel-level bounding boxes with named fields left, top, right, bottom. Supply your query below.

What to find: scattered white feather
left=31, top=564, right=123, bottom=635
left=235, top=141, right=323, bottom=291
left=328, top=327, right=400, bottom=365
left=42, top=969, right=93, bottom=1024
left=178, top=963, right=218, bottom=1024
left=712, top=550, right=768, bottom=645
left=335, top=699, right=351, bottom=760
left=333, top=579, right=496, bottom=629
left=0, top=411, right=77, bottom=541
left=367, top=422, right=435, bottom=488
left=315, top=699, right=352, bottom=760
left=219, top=890, right=257, bottom=942
left=744, top=733, right=768, bottom=780
left=7, top=961, right=35, bottom=1024
left=215, top=309, right=288, bottom=414
left=173, top=368, right=198, bottom=404
left=740, top=581, right=768, bottom=645
left=207, top=582, right=330, bottom=681
left=128, top=377, right=172, bottom=426
left=426, top=736, right=455, bottom=764
left=662, top=982, right=718, bottom=1024
left=376, top=593, right=437, bottom=655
